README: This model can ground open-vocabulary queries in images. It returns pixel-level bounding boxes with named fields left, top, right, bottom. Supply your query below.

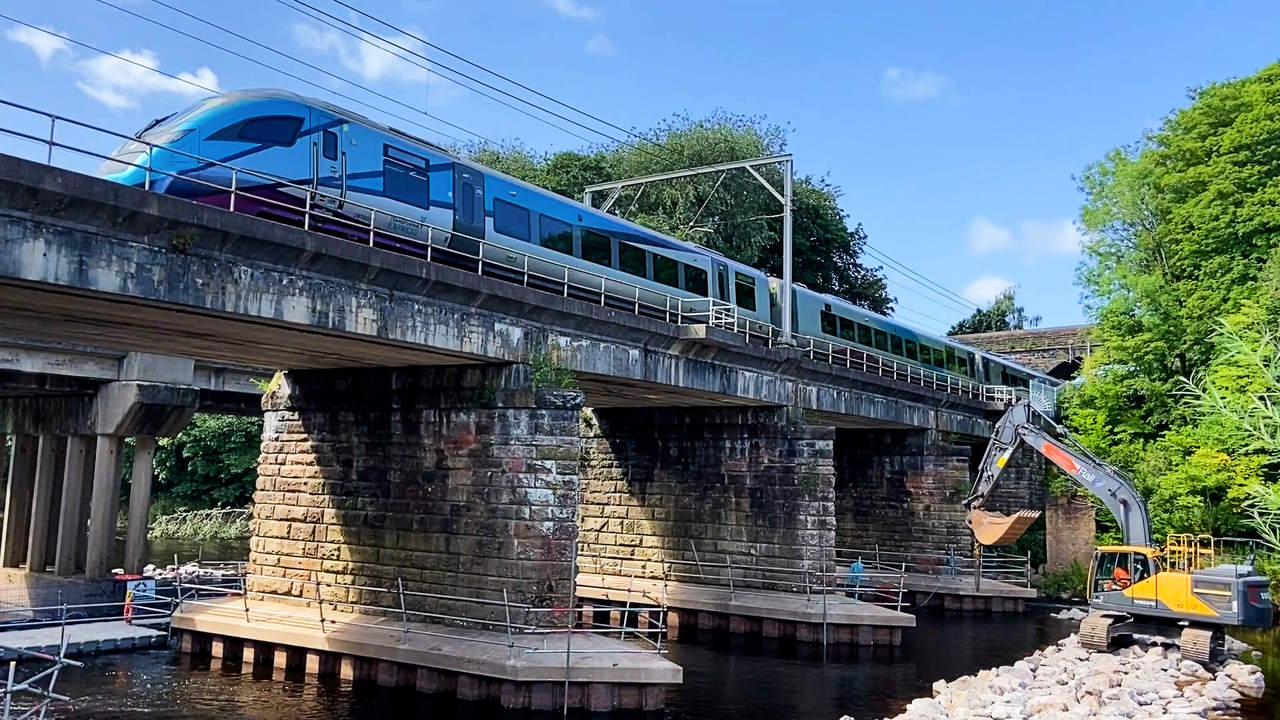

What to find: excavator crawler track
left=1179, top=626, right=1224, bottom=665
left=1079, top=611, right=1128, bottom=653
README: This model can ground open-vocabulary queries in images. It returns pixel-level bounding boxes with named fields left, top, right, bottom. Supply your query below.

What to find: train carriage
left=98, top=88, right=1057, bottom=395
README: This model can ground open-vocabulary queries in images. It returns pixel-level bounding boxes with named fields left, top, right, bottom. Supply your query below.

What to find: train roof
left=212, top=89, right=751, bottom=270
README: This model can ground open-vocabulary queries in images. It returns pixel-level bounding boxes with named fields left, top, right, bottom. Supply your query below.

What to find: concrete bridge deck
left=0, top=152, right=996, bottom=436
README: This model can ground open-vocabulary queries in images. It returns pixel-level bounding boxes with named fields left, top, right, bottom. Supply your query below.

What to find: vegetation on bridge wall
left=1066, top=62, right=1280, bottom=545
left=465, top=111, right=895, bottom=315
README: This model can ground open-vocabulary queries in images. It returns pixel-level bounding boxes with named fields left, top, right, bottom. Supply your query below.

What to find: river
left=20, top=607, right=1279, bottom=719
left=53, top=540, right=1277, bottom=718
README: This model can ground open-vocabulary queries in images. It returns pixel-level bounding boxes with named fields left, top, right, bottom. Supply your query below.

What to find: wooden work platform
left=0, top=620, right=167, bottom=660
left=171, top=597, right=681, bottom=712
left=575, top=573, right=914, bottom=646
left=900, top=573, right=1036, bottom=613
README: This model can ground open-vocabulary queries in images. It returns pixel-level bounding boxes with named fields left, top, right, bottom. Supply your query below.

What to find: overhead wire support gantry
left=582, top=154, right=796, bottom=343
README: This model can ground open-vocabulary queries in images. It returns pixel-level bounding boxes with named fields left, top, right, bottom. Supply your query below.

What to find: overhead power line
left=273, top=0, right=600, bottom=148
left=98, top=0, right=486, bottom=147
left=863, top=243, right=980, bottom=312
left=279, top=0, right=676, bottom=164
left=1, top=14, right=220, bottom=97
left=330, top=0, right=667, bottom=156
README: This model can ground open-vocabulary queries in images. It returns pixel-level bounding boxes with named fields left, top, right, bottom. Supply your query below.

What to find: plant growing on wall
left=530, top=341, right=578, bottom=390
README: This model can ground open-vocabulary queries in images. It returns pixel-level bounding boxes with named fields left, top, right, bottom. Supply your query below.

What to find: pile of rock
left=1050, top=607, right=1088, bottom=621
left=855, top=633, right=1265, bottom=719
left=139, top=562, right=241, bottom=583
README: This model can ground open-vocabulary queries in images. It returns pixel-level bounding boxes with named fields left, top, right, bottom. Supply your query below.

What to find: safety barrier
left=835, top=545, right=1033, bottom=588
left=578, top=542, right=909, bottom=611
left=0, top=98, right=1025, bottom=405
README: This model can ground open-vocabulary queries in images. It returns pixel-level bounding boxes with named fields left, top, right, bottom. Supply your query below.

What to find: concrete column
left=74, top=436, right=96, bottom=574
left=54, top=435, right=92, bottom=576
left=85, top=435, right=125, bottom=580
left=40, top=437, right=67, bottom=569
left=124, top=436, right=157, bottom=574
left=24, top=435, right=60, bottom=572
left=1, top=434, right=39, bottom=568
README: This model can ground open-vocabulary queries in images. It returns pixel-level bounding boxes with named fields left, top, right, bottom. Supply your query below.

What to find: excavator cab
left=1089, top=547, right=1159, bottom=594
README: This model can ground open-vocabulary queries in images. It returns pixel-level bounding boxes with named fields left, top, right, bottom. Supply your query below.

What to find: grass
left=1035, top=560, right=1089, bottom=600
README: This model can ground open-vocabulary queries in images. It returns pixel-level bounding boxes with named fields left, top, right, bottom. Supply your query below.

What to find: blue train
left=97, top=89, right=1054, bottom=391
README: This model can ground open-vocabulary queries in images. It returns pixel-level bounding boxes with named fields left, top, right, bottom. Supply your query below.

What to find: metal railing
left=578, top=543, right=909, bottom=611
left=835, top=545, right=1033, bottom=588
left=149, top=568, right=667, bottom=662
left=0, top=98, right=1026, bottom=404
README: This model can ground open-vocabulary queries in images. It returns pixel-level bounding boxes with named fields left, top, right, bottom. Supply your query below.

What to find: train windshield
left=135, top=95, right=228, bottom=140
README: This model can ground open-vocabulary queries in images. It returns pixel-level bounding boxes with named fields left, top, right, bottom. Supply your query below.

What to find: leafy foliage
left=149, top=507, right=250, bottom=540
left=150, top=414, right=262, bottom=511
left=466, top=111, right=893, bottom=313
left=948, top=286, right=1041, bottom=335
left=529, top=342, right=577, bottom=390
left=1068, top=64, right=1280, bottom=542
left=1035, top=560, right=1089, bottom=600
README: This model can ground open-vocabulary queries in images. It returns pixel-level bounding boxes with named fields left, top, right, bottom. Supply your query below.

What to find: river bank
left=864, top=632, right=1265, bottom=720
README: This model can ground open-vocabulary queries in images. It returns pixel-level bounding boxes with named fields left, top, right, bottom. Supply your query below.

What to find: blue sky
left=2, top=2, right=1278, bottom=333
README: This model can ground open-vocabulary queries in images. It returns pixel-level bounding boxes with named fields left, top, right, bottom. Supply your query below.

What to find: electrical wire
left=863, top=243, right=980, bottom=311
left=275, top=0, right=600, bottom=148
left=278, top=0, right=676, bottom=164
left=107, top=0, right=484, bottom=147
left=1, top=14, right=219, bottom=96
left=330, top=0, right=670, bottom=157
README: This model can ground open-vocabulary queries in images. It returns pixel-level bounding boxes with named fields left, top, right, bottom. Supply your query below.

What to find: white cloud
left=879, top=67, right=950, bottom=102
left=1020, top=218, right=1084, bottom=255
left=544, top=0, right=599, bottom=20
left=291, top=23, right=458, bottom=107
left=5, top=24, right=71, bottom=67
left=293, top=23, right=429, bottom=84
left=965, top=216, right=1083, bottom=257
left=74, top=49, right=218, bottom=110
left=961, top=275, right=1015, bottom=305
left=965, top=216, right=1013, bottom=253
left=584, top=32, right=615, bottom=56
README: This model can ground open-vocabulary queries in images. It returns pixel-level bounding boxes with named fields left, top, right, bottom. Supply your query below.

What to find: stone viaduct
left=0, top=153, right=1044, bottom=613
left=951, top=325, right=1096, bottom=380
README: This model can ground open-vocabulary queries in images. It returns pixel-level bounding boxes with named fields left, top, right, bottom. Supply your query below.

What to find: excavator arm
left=965, top=401, right=1152, bottom=548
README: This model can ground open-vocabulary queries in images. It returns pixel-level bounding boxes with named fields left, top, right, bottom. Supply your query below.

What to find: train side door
left=451, top=164, right=485, bottom=257
left=309, top=110, right=346, bottom=210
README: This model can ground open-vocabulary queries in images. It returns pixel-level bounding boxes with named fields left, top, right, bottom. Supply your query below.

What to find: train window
left=653, top=254, right=680, bottom=288
left=905, top=339, right=918, bottom=361
left=383, top=160, right=428, bottom=209
left=618, top=243, right=646, bottom=276
left=208, top=115, right=303, bottom=146
left=734, top=272, right=757, bottom=312
left=322, top=130, right=338, bottom=161
left=931, top=347, right=946, bottom=369
left=855, top=323, right=872, bottom=347
left=821, top=311, right=838, bottom=336
left=945, top=348, right=958, bottom=373
left=890, top=335, right=904, bottom=357
left=717, top=266, right=730, bottom=301
left=581, top=229, right=612, bottom=266
left=493, top=199, right=530, bottom=242
left=837, top=317, right=856, bottom=342
left=684, top=264, right=709, bottom=296
left=539, top=215, right=573, bottom=254
left=873, top=329, right=889, bottom=352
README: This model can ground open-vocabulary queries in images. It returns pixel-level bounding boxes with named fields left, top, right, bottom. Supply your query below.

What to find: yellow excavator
left=965, top=400, right=1273, bottom=663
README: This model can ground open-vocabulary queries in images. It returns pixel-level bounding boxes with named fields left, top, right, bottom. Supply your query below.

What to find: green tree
left=467, top=111, right=893, bottom=313
left=947, top=287, right=1041, bottom=335
left=150, top=414, right=262, bottom=511
left=1067, top=64, right=1280, bottom=541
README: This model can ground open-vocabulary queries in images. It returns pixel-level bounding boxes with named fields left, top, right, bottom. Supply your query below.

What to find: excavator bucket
left=967, top=509, right=1042, bottom=547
